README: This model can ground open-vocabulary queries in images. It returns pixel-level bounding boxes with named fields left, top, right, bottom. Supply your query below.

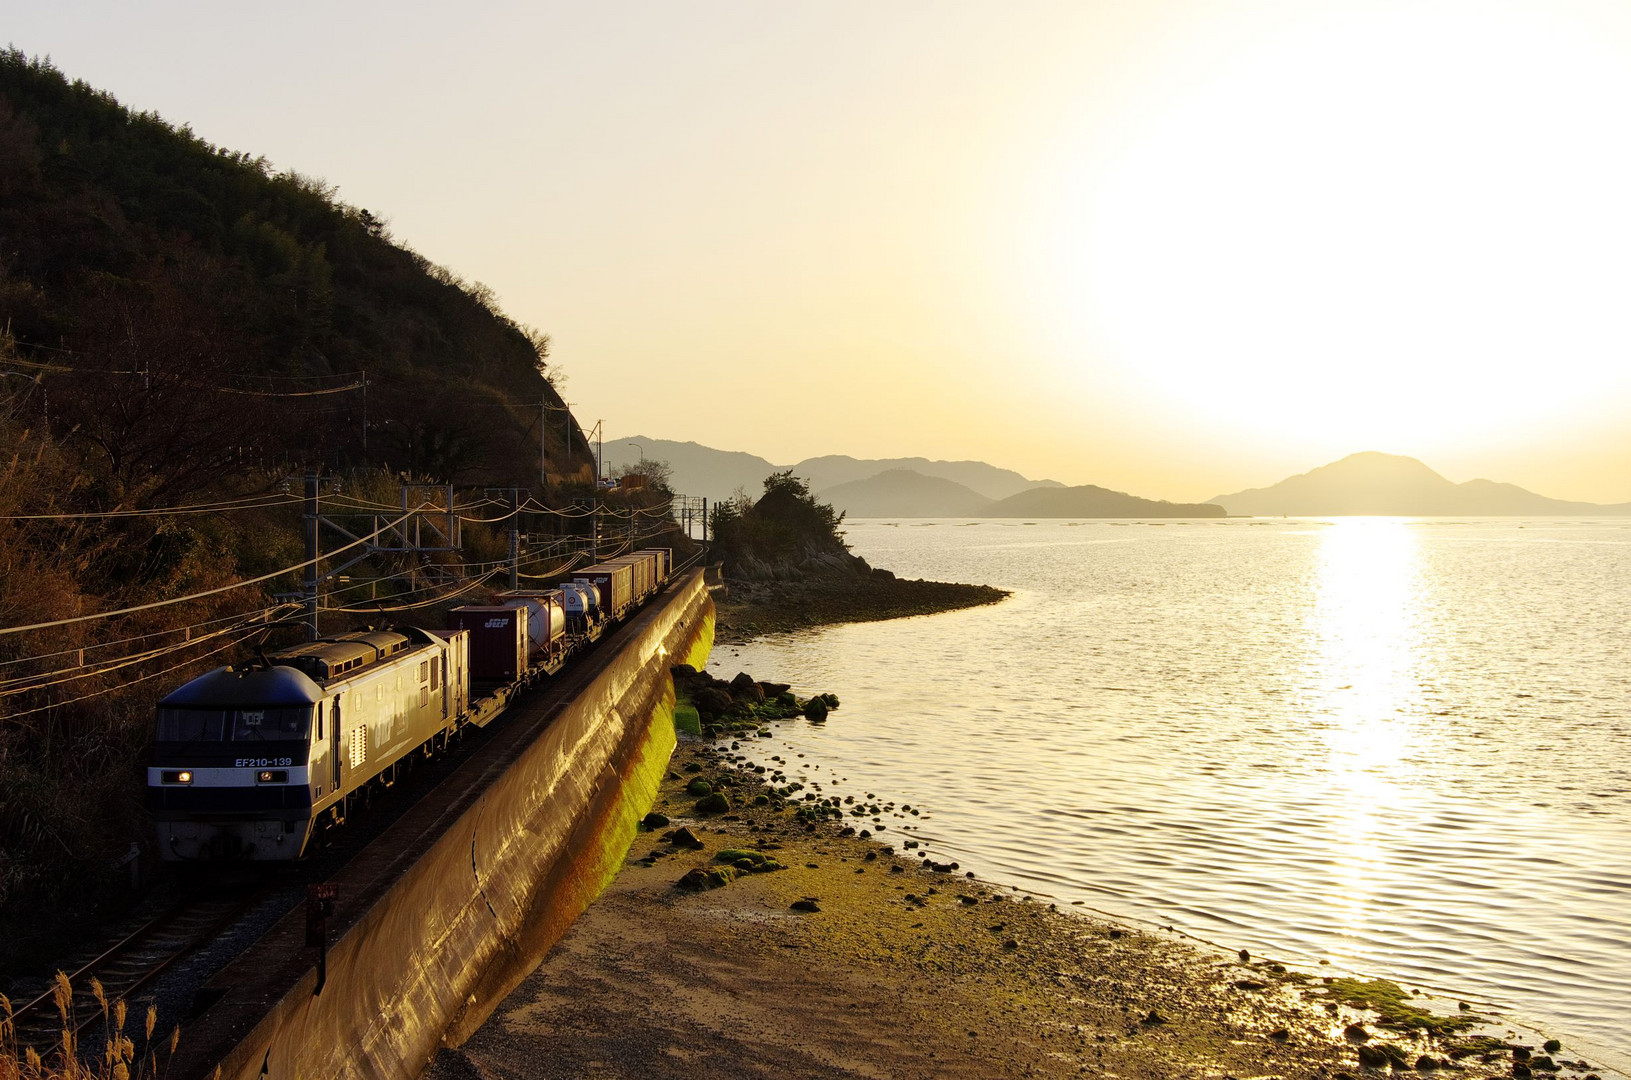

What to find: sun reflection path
left=1303, top=518, right=1426, bottom=962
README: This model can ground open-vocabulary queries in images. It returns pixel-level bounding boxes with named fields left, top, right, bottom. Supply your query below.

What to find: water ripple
left=714, top=518, right=1631, bottom=1062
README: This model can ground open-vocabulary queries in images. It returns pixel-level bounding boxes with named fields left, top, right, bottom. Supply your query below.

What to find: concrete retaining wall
left=177, top=570, right=714, bottom=1080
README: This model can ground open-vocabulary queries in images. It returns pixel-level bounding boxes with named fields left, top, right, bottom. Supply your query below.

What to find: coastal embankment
left=433, top=709, right=1606, bottom=1080
left=166, top=572, right=713, bottom=1080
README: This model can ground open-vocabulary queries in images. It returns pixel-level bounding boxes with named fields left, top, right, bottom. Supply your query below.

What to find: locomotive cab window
left=155, top=706, right=312, bottom=742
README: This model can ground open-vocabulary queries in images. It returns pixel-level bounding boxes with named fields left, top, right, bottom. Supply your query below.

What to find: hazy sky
left=12, top=0, right=1631, bottom=501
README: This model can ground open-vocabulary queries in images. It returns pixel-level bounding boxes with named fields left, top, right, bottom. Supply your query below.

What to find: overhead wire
left=0, top=493, right=298, bottom=521
left=0, top=506, right=424, bottom=638
left=0, top=607, right=295, bottom=696
left=323, top=567, right=505, bottom=613
left=0, top=603, right=295, bottom=671
left=1, top=626, right=280, bottom=722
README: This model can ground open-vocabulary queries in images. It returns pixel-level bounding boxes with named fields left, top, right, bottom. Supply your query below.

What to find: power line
left=0, top=493, right=297, bottom=521
left=1, top=626, right=276, bottom=721
left=0, top=507, right=422, bottom=638
left=0, top=603, right=294, bottom=671
left=0, top=608, right=293, bottom=696
left=215, top=382, right=363, bottom=398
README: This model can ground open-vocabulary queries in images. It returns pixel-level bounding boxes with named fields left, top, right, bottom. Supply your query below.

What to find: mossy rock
left=716, top=848, right=766, bottom=865
left=1321, top=978, right=1479, bottom=1035
left=674, top=703, right=702, bottom=736
left=694, top=792, right=731, bottom=814
left=675, top=866, right=737, bottom=891
left=819, top=693, right=840, bottom=709
left=685, top=778, right=713, bottom=796
left=802, top=697, right=828, bottom=722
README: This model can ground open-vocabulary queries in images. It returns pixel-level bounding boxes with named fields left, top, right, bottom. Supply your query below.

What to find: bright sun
left=1043, top=2, right=1631, bottom=453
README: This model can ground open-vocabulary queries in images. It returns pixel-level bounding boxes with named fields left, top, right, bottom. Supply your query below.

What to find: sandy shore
left=429, top=730, right=1601, bottom=1080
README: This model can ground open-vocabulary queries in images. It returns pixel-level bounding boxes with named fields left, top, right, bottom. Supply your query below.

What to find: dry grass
left=0, top=975, right=181, bottom=1080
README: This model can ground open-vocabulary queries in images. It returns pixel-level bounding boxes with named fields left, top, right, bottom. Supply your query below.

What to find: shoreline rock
left=714, top=575, right=1008, bottom=642
left=431, top=714, right=1598, bottom=1080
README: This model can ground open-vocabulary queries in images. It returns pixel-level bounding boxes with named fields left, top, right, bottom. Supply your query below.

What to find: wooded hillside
left=0, top=51, right=642, bottom=961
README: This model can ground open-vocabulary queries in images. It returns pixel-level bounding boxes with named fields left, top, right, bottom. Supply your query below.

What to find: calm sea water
left=709, top=518, right=1631, bottom=1066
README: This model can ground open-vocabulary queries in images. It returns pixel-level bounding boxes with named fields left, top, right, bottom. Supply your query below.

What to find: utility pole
left=508, top=487, right=520, bottom=591
left=303, top=471, right=321, bottom=641
left=539, top=398, right=547, bottom=486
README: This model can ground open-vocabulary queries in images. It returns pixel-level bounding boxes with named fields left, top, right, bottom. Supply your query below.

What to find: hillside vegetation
left=0, top=52, right=670, bottom=964
left=0, top=49, right=591, bottom=488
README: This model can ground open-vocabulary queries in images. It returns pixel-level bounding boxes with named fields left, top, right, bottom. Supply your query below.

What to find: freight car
left=146, top=549, right=674, bottom=861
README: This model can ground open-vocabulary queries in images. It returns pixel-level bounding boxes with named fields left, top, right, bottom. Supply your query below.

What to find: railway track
left=8, top=569, right=707, bottom=1065
left=6, top=890, right=267, bottom=1056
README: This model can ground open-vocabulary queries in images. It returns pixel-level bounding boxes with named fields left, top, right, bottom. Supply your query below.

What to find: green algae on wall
left=679, top=609, right=715, bottom=673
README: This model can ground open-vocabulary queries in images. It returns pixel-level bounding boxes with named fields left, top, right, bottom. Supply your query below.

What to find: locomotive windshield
left=156, top=706, right=313, bottom=742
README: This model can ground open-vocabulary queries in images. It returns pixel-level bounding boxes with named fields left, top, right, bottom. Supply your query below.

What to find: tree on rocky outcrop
left=710, top=471, right=872, bottom=581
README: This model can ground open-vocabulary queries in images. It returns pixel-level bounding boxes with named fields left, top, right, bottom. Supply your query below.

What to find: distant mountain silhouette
left=1212, top=452, right=1631, bottom=516
left=602, top=437, right=779, bottom=503
left=988, top=485, right=1225, bottom=518
left=794, top=455, right=1060, bottom=501
left=601, top=437, right=1061, bottom=506
left=821, top=469, right=994, bottom=517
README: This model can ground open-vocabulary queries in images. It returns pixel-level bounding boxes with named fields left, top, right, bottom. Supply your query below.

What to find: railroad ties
left=7, top=890, right=267, bottom=1060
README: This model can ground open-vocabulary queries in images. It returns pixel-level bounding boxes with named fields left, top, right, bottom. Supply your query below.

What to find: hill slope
left=820, top=469, right=994, bottom=517
left=792, top=455, right=1059, bottom=501
left=1213, top=452, right=1631, bottom=516
left=0, top=50, right=592, bottom=490
left=601, top=437, right=1061, bottom=506
left=989, top=485, right=1225, bottom=518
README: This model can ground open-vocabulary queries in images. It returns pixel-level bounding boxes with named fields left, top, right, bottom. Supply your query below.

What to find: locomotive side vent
left=349, top=725, right=367, bottom=769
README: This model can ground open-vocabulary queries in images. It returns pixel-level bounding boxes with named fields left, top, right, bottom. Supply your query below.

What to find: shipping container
left=575, top=563, right=634, bottom=619
left=448, top=606, right=529, bottom=685
left=495, top=591, right=568, bottom=661
left=606, top=551, right=656, bottom=600
left=602, top=556, right=643, bottom=602
left=638, top=548, right=671, bottom=586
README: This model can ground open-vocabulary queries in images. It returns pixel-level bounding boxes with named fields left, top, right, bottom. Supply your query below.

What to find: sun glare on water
left=1303, top=519, right=1424, bottom=952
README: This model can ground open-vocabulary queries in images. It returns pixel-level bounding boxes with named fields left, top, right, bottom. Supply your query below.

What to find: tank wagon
left=147, top=548, right=674, bottom=861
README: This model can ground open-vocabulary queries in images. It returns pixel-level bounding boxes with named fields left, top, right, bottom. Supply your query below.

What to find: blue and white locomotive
left=147, top=628, right=470, bottom=861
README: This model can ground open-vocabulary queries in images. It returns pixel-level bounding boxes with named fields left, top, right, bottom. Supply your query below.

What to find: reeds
left=0, top=976, right=178, bottom=1080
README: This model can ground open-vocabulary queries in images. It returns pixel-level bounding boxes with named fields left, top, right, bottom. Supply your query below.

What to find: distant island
left=1212, top=451, right=1631, bottom=517
left=604, top=437, right=1222, bottom=518
left=607, top=441, right=1631, bottom=520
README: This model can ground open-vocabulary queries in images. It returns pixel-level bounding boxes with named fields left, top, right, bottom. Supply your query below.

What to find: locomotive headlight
left=162, top=770, right=192, bottom=784
left=256, top=770, right=288, bottom=784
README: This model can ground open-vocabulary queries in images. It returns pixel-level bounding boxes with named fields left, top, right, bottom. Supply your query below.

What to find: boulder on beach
left=676, top=866, right=737, bottom=891
left=803, top=696, right=829, bottom=722
left=695, top=687, right=734, bottom=717
left=695, top=792, right=731, bottom=814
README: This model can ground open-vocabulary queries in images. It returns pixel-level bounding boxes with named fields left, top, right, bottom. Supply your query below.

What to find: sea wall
left=177, top=570, right=714, bottom=1080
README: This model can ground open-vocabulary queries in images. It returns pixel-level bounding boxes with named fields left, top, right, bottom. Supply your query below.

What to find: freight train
left=146, top=549, right=672, bottom=861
